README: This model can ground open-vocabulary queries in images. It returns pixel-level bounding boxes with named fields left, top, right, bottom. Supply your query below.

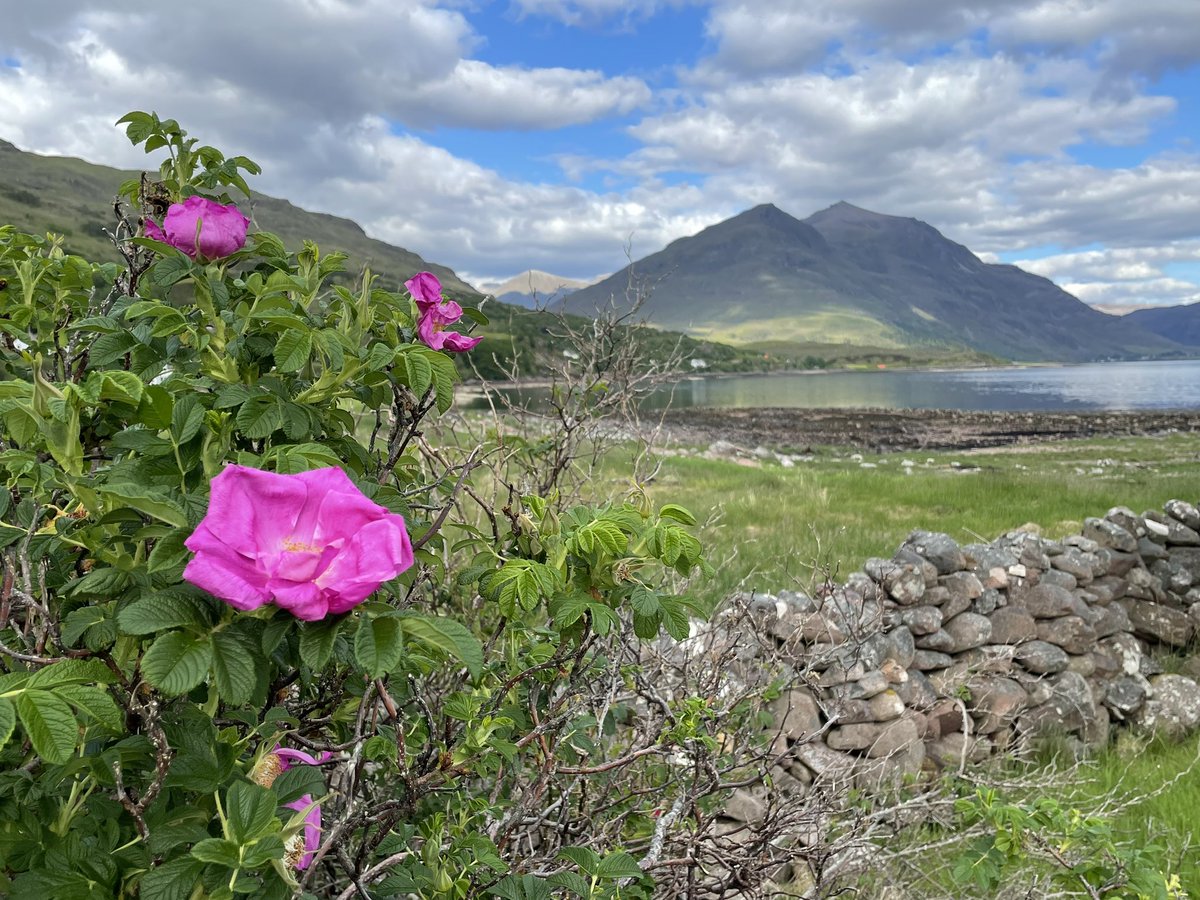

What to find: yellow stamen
left=281, top=537, right=321, bottom=553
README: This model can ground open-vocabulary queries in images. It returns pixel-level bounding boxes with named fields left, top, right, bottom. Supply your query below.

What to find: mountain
left=1124, top=303, right=1200, bottom=347
left=563, top=202, right=1182, bottom=362
left=479, top=269, right=596, bottom=309
left=0, top=139, right=479, bottom=299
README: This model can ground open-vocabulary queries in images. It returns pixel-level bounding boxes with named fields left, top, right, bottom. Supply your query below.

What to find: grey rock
left=1034, top=615, right=1097, bottom=655
left=912, top=650, right=954, bottom=671
left=1105, top=506, right=1144, bottom=536
left=773, top=689, right=824, bottom=742
left=1138, top=536, right=1170, bottom=561
left=1165, top=499, right=1200, bottom=531
left=939, top=571, right=984, bottom=606
left=724, top=787, right=767, bottom=824
left=1064, top=534, right=1101, bottom=554
left=964, top=543, right=1019, bottom=575
left=1133, top=674, right=1200, bottom=737
left=1127, top=601, right=1195, bottom=647
left=944, top=612, right=993, bottom=652
left=972, top=588, right=1003, bottom=616
left=902, top=530, right=966, bottom=575
left=829, top=698, right=874, bottom=724
left=1146, top=510, right=1200, bottom=547
left=868, top=689, right=906, bottom=722
left=1096, top=549, right=1141, bottom=578
left=1015, top=640, right=1070, bottom=674
left=896, top=669, right=938, bottom=710
left=969, top=676, right=1028, bottom=734
left=1150, top=558, right=1194, bottom=594
left=915, top=629, right=955, bottom=652
left=855, top=670, right=892, bottom=699
left=894, top=547, right=940, bottom=586
left=900, top=606, right=943, bottom=635
left=794, top=742, right=857, bottom=785
left=827, top=722, right=885, bottom=751
left=1083, top=516, right=1138, bottom=553
left=1039, top=568, right=1078, bottom=591
left=1087, top=575, right=1128, bottom=603
left=855, top=741, right=925, bottom=789
left=1099, top=632, right=1145, bottom=676
left=1065, top=652, right=1097, bottom=677
left=1051, top=547, right=1096, bottom=583
left=1124, top=566, right=1164, bottom=601
left=865, top=716, right=922, bottom=758
left=927, top=733, right=988, bottom=767
left=919, top=585, right=952, bottom=607
left=1018, top=583, right=1088, bottom=619
left=1018, top=671, right=1096, bottom=736
left=883, top=626, right=916, bottom=669
left=987, top=607, right=1038, bottom=644
left=1103, top=674, right=1151, bottom=718
left=887, top=566, right=928, bottom=605
left=1173, top=548, right=1200, bottom=582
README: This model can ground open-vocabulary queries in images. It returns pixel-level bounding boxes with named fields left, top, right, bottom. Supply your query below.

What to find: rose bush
left=0, top=111, right=730, bottom=900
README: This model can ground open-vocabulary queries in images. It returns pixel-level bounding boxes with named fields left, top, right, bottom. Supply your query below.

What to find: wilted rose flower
left=250, top=746, right=331, bottom=870
left=144, top=195, right=250, bottom=260
left=183, top=465, right=414, bottom=621
left=405, top=271, right=482, bottom=353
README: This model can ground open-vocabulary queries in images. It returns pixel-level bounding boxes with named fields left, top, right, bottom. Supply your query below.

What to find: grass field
left=593, top=431, right=1200, bottom=893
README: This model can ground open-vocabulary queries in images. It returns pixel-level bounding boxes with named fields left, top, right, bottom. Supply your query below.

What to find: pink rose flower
left=405, top=271, right=482, bottom=353
left=144, top=195, right=250, bottom=260
left=183, top=465, right=414, bottom=621
left=250, top=746, right=331, bottom=870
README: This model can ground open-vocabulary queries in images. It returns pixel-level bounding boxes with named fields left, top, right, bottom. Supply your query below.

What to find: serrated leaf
left=28, top=658, right=117, bottom=688
left=16, top=690, right=78, bottom=764
left=235, top=395, right=284, bottom=439
left=61, top=606, right=107, bottom=647
left=138, top=857, right=207, bottom=900
left=190, top=837, right=242, bottom=867
left=100, top=482, right=188, bottom=527
left=657, top=596, right=691, bottom=641
left=658, top=503, right=697, bottom=526
left=398, top=613, right=483, bottom=678
left=298, top=619, right=341, bottom=670
left=141, top=631, right=213, bottom=696
left=118, top=587, right=214, bottom=635
left=400, top=350, right=432, bottom=396
left=148, top=529, right=191, bottom=574
left=170, top=392, right=205, bottom=444
left=210, top=628, right=259, bottom=706
left=273, top=329, right=313, bottom=373
left=558, top=846, right=600, bottom=877
left=100, top=371, right=146, bottom=406
left=68, top=566, right=132, bottom=597
left=273, top=763, right=326, bottom=806
left=55, top=684, right=123, bottom=734
left=354, top=615, right=404, bottom=678
left=151, top=256, right=192, bottom=289
left=0, top=697, right=15, bottom=750
left=596, top=851, right=644, bottom=879
left=227, top=780, right=278, bottom=843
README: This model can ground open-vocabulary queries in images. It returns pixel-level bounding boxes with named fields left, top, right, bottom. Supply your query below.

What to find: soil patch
left=659, top=407, right=1200, bottom=452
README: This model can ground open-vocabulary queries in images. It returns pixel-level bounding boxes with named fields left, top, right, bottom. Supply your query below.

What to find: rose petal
left=181, top=537, right=272, bottom=610
left=319, top=517, right=414, bottom=613
left=404, top=271, right=442, bottom=307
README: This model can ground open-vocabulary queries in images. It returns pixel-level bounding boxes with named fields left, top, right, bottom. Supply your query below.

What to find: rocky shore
left=659, top=407, right=1200, bottom=452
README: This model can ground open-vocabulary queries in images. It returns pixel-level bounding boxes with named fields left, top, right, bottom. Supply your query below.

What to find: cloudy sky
left=2, top=0, right=1198, bottom=309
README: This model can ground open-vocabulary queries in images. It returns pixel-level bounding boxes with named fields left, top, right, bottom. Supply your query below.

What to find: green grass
left=608, top=433, right=1200, bottom=606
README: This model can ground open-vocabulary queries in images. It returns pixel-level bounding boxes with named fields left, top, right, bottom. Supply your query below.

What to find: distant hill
left=0, top=139, right=479, bottom=299
left=1124, top=303, right=1200, bottom=347
left=563, top=202, right=1183, bottom=362
left=479, top=269, right=596, bottom=309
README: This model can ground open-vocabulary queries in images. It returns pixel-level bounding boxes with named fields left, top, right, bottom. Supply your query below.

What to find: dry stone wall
left=729, top=498, right=1200, bottom=806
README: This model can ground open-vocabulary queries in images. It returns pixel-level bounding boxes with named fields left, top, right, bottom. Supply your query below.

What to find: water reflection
left=479, top=360, right=1200, bottom=412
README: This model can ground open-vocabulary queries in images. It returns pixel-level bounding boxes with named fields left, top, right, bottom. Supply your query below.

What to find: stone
left=896, top=669, right=938, bottom=710
left=1065, top=652, right=1097, bottom=677
left=1150, top=558, right=1194, bottom=594
left=1105, top=506, right=1144, bottom=536
left=1146, top=510, right=1200, bottom=547
left=794, top=742, right=857, bottom=785
left=918, top=586, right=951, bottom=607
left=886, top=566, right=927, bottom=605
left=1018, top=583, right=1086, bottom=619
left=855, top=741, right=925, bottom=789
left=928, top=662, right=972, bottom=699
left=724, top=787, right=767, bottom=824
left=1096, top=549, right=1140, bottom=578
left=926, top=733, right=986, bottom=768
left=826, top=722, right=885, bottom=751
left=987, top=607, right=1038, bottom=644
left=868, top=689, right=905, bottom=722
left=1138, top=536, right=1170, bottom=561
left=1132, top=674, right=1200, bottom=737
left=900, top=606, right=942, bottom=636
left=939, top=571, right=984, bottom=606
left=927, top=698, right=966, bottom=737
left=880, top=658, right=908, bottom=685
left=912, top=650, right=954, bottom=671
left=1087, top=575, right=1128, bottom=604
left=1103, top=674, right=1151, bottom=718
left=773, top=689, right=823, bottom=742
left=1014, top=640, right=1069, bottom=674
left=902, top=530, right=966, bottom=575
left=1034, top=615, right=1097, bottom=655
left=865, top=716, right=921, bottom=758
left=1124, top=566, right=1163, bottom=601
left=969, top=676, right=1028, bottom=734
left=1173, top=548, right=1200, bottom=582
left=972, top=588, right=1003, bottom=616
left=943, top=612, right=993, bottom=652
left=894, top=548, right=940, bottom=586
left=855, top=670, right=891, bottom=698
left=1099, top=633, right=1145, bottom=676
left=883, top=626, right=916, bottom=669
left=1083, top=517, right=1138, bottom=553
left=963, top=543, right=1019, bottom=573
left=1018, top=671, right=1096, bottom=736
left=1052, top=547, right=1096, bottom=584
left=1165, top=499, right=1200, bottom=531
left=982, top=567, right=1009, bottom=591
left=915, top=629, right=955, bottom=652
left=829, top=698, right=874, bottom=724
left=1127, top=601, right=1195, bottom=647
left=1064, top=534, right=1101, bottom=554
left=1039, top=568, right=1078, bottom=591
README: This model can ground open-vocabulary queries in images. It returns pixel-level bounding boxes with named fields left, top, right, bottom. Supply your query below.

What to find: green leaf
left=657, top=596, right=691, bottom=641
left=67, top=566, right=132, bottom=597
left=400, top=349, right=432, bottom=396
left=399, top=613, right=483, bottom=679
left=0, top=697, right=15, bottom=750
left=100, top=482, right=188, bottom=528
left=55, top=684, right=123, bottom=734
left=170, top=392, right=205, bottom=444
left=210, top=628, right=258, bottom=706
left=546, top=872, right=591, bottom=897
left=100, top=371, right=146, bottom=406
left=273, top=763, right=326, bottom=806
left=62, top=606, right=107, bottom=647
left=298, top=619, right=341, bottom=670
left=273, top=329, right=313, bottom=373
left=596, top=851, right=644, bottom=880
left=147, top=529, right=191, bottom=574
left=235, top=395, right=284, bottom=439
left=558, top=846, right=600, bottom=877
left=190, top=837, right=242, bottom=867
left=28, top=658, right=117, bottom=688
left=141, top=631, right=213, bottom=696
left=16, top=690, right=78, bottom=764
left=139, top=857, right=207, bottom=900
left=118, top=587, right=214, bottom=635
left=227, top=780, right=278, bottom=843
left=658, top=503, right=697, bottom=526
left=150, top=256, right=192, bottom=289
left=354, top=615, right=404, bottom=678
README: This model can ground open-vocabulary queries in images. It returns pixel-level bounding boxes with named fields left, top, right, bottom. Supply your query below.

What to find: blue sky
left=0, top=0, right=1198, bottom=309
